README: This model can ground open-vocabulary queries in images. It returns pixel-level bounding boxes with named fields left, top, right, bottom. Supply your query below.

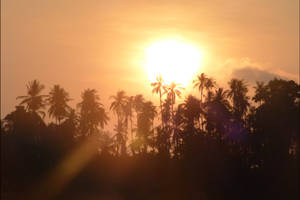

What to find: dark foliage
left=1, top=77, right=299, bottom=200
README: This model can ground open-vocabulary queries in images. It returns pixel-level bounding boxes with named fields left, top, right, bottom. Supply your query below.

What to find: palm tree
left=47, top=85, right=71, bottom=124
left=113, top=122, right=127, bottom=156
left=164, top=82, right=184, bottom=153
left=182, top=95, right=201, bottom=129
left=136, top=101, right=157, bottom=153
left=208, top=88, right=232, bottom=137
left=193, top=73, right=207, bottom=104
left=151, top=75, right=166, bottom=127
left=133, top=94, right=145, bottom=114
left=110, top=90, right=128, bottom=125
left=17, top=80, right=47, bottom=117
left=204, top=77, right=216, bottom=102
left=110, top=90, right=128, bottom=154
left=214, top=88, right=231, bottom=109
left=98, top=131, right=115, bottom=156
left=142, top=101, right=157, bottom=130
left=124, top=96, right=135, bottom=142
left=253, top=81, right=267, bottom=106
left=161, top=97, right=172, bottom=127
left=164, top=82, right=184, bottom=123
left=78, top=89, right=109, bottom=136
left=63, top=108, right=79, bottom=137
left=228, top=79, right=250, bottom=120
left=133, top=94, right=145, bottom=131
left=172, top=104, right=186, bottom=157
left=205, top=77, right=216, bottom=91
left=193, top=73, right=215, bottom=130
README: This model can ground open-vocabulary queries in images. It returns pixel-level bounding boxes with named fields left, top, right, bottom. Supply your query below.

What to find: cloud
left=212, top=57, right=296, bottom=85
left=232, top=66, right=282, bottom=84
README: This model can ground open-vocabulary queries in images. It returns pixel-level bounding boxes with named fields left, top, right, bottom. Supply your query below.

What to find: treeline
left=1, top=75, right=299, bottom=200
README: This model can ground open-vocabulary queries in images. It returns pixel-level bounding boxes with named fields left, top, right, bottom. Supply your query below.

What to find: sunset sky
left=1, top=0, right=299, bottom=119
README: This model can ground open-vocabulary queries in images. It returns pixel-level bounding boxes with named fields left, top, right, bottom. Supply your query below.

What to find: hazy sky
left=1, top=0, right=299, bottom=120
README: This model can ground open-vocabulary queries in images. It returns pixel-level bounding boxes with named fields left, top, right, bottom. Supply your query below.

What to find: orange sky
left=1, top=0, right=299, bottom=120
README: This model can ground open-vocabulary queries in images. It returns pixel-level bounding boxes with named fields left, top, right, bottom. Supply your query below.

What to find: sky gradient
left=1, top=0, right=299, bottom=120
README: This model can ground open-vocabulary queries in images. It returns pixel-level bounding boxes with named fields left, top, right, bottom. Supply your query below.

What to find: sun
left=145, top=39, right=203, bottom=86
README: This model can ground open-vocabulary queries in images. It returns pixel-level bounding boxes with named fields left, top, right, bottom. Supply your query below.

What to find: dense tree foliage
left=1, top=76, right=299, bottom=200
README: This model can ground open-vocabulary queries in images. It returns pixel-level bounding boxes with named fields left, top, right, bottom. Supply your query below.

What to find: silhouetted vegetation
left=1, top=76, right=299, bottom=200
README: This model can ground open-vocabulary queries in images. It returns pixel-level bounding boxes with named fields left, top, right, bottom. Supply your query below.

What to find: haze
left=1, top=0, right=299, bottom=118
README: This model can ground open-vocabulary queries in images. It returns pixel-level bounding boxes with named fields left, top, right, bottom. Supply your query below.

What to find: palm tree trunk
left=159, top=90, right=163, bottom=128
left=130, top=114, right=133, bottom=141
left=171, top=97, right=175, bottom=151
left=200, top=88, right=204, bottom=132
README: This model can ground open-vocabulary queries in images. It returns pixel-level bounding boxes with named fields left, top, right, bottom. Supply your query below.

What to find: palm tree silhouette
left=110, top=90, right=128, bottom=125
left=151, top=75, right=166, bottom=127
left=228, top=79, right=250, bottom=120
left=113, top=123, right=127, bottom=156
left=136, top=101, right=157, bottom=153
left=142, top=101, right=157, bottom=130
left=164, top=82, right=184, bottom=153
left=253, top=81, right=267, bottom=106
left=164, top=82, right=184, bottom=126
left=182, top=95, right=201, bottom=129
left=208, top=88, right=231, bottom=138
left=161, top=97, right=172, bottom=127
left=17, top=80, right=47, bottom=117
left=133, top=94, right=145, bottom=114
left=110, top=90, right=128, bottom=155
left=47, top=85, right=71, bottom=125
left=204, top=77, right=216, bottom=102
left=78, top=89, right=109, bottom=136
left=214, top=88, right=230, bottom=107
left=193, top=73, right=216, bottom=131
left=193, top=73, right=207, bottom=130
left=124, top=96, right=135, bottom=142
left=193, top=73, right=207, bottom=104
left=63, top=108, right=79, bottom=136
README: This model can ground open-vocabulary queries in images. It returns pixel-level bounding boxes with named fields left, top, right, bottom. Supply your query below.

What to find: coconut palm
left=47, top=85, right=71, bottom=124
left=163, top=82, right=184, bottom=153
left=161, top=96, right=172, bottom=127
left=110, top=90, right=128, bottom=125
left=201, top=78, right=216, bottom=132
left=110, top=90, right=128, bottom=154
left=228, top=79, right=250, bottom=120
left=142, top=101, right=157, bottom=129
left=205, top=77, right=216, bottom=91
left=182, top=95, right=201, bottom=129
left=207, top=88, right=232, bottom=137
left=214, top=88, right=231, bottom=109
left=204, top=77, right=216, bottom=102
left=113, top=123, right=127, bottom=156
left=193, top=73, right=207, bottom=104
left=253, top=81, right=268, bottom=105
left=133, top=94, right=145, bottom=114
left=98, top=131, right=115, bottom=156
left=62, top=108, right=79, bottom=137
left=17, top=80, right=47, bottom=117
left=136, top=101, right=157, bottom=153
left=193, top=73, right=214, bottom=130
left=172, top=104, right=186, bottom=157
left=151, top=75, right=166, bottom=127
left=78, top=89, right=109, bottom=136
left=164, top=82, right=184, bottom=122
left=124, top=96, right=135, bottom=141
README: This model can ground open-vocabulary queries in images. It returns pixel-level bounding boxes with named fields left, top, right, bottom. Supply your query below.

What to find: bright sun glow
left=145, top=39, right=203, bottom=86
